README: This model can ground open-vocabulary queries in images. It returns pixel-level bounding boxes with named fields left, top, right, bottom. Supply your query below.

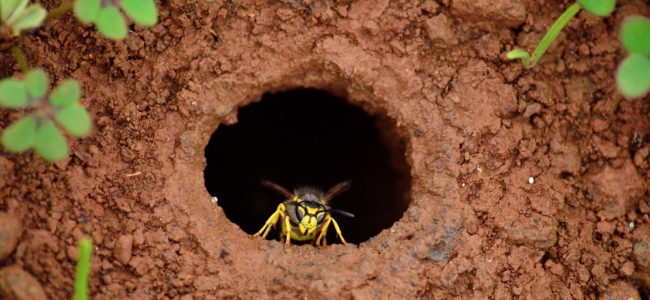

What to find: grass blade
left=529, top=3, right=582, bottom=68
left=506, top=48, right=532, bottom=68
left=74, top=238, right=92, bottom=300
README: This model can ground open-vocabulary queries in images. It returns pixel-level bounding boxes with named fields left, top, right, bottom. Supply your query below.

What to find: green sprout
left=0, top=0, right=46, bottom=36
left=616, top=16, right=650, bottom=98
left=0, top=68, right=91, bottom=162
left=74, top=238, right=92, bottom=300
left=507, top=0, right=616, bottom=69
left=74, top=0, right=158, bottom=41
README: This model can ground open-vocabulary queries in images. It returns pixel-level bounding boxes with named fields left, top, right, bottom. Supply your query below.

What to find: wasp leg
left=315, top=224, right=327, bottom=247
left=315, top=216, right=332, bottom=247
left=330, top=217, right=347, bottom=245
left=254, top=203, right=286, bottom=238
left=284, top=215, right=292, bottom=245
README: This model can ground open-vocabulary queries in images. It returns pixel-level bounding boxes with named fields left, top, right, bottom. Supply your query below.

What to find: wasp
left=254, top=180, right=355, bottom=246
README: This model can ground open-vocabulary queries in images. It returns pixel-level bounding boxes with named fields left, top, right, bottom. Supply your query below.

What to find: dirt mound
left=1, top=0, right=649, bottom=298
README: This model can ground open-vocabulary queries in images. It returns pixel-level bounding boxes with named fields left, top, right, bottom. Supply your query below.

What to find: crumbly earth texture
left=1, top=0, right=650, bottom=299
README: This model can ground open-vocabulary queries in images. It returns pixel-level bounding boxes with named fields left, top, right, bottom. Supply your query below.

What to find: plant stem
left=46, top=2, right=74, bottom=20
left=74, top=238, right=93, bottom=300
left=528, top=2, right=582, bottom=68
left=10, top=46, right=29, bottom=73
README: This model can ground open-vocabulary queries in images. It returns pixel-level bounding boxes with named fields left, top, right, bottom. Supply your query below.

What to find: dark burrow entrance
left=204, top=89, right=411, bottom=244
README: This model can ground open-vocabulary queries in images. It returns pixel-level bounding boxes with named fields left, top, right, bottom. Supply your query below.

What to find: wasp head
left=295, top=200, right=327, bottom=236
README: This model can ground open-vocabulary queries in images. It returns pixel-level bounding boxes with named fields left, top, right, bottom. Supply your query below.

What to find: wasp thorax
left=300, top=193, right=320, bottom=202
left=295, top=187, right=323, bottom=203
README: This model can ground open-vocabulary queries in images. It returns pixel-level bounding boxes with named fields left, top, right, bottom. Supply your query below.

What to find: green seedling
left=74, top=237, right=92, bottom=300
left=616, top=16, right=650, bottom=98
left=507, top=0, right=616, bottom=69
left=0, top=68, right=91, bottom=162
left=74, top=0, right=158, bottom=40
left=0, top=0, right=46, bottom=36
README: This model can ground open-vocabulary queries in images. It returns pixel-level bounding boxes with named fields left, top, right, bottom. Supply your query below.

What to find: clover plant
left=0, top=69, right=91, bottom=162
left=0, top=0, right=46, bottom=36
left=616, top=16, right=650, bottom=98
left=74, top=0, right=158, bottom=40
left=1, top=0, right=159, bottom=163
left=507, top=0, right=616, bottom=68
left=74, top=238, right=92, bottom=300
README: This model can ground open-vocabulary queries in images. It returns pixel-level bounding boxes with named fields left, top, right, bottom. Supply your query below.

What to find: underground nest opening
left=204, top=88, right=411, bottom=244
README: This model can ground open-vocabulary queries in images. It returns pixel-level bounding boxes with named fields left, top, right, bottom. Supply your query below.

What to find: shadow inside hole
left=204, top=89, right=411, bottom=244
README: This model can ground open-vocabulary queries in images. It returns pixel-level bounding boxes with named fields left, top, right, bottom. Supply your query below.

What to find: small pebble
left=114, top=235, right=134, bottom=265
left=523, top=103, right=542, bottom=118
left=0, top=212, right=22, bottom=261
left=0, top=265, right=47, bottom=300
left=528, top=177, right=535, bottom=184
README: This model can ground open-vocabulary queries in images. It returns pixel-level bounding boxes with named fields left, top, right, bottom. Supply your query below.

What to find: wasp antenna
left=329, top=208, right=355, bottom=218
left=323, top=181, right=351, bottom=201
left=261, top=179, right=294, bottom=199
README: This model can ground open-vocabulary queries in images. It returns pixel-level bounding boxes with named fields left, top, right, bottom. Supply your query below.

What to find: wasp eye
left=316, top=212, right=325, bottom=223
left=296, top=206, right=305, bottom=219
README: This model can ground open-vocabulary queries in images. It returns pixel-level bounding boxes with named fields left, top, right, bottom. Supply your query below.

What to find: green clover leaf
left=72, top=0, right=158, bottom=40
left=121, top=0, right=157, bottom=27
left=95, top=5, right=126, bottom=40
left=577, top=0, right=616, bottom=17
left=8, top=3, right=45, bottom=35
left=616, top=53, right=650, bottom=98
left=73, top=0, right=100, bottom=23
left=34, top=119, right=68, bottom=162
left=1, top=0, right=27, bottom=23
left=24, top=68, right=48, bottom=99
left=1, top=0, right=23, bottom=21
left=0, top=70, right=91, bottom=162
left=55, top=104, right=91, bottom=137
left=0, top=114, right=36, bottom=152
left=620, top=16, right=650, bottom=55
left=0, top=78, right=27, bottom=108
left=50, top=79, right=81, bottom=107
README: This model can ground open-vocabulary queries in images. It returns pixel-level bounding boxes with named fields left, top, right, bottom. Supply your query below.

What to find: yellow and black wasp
left=254, top=180, right=354, bottom=246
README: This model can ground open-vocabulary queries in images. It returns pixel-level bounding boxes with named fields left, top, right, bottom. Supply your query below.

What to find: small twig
left=73, top=151, right=88, bottom=163
left=46, top=2, right=74, bottom=20
left=10, top=46, right=29, bottom=73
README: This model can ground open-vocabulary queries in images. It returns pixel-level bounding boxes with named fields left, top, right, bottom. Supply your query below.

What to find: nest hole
left=204, top=88, right=411, bottom=244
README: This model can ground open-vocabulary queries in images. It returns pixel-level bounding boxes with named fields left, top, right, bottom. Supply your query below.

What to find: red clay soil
left=1, top=0, right=650, bottom=299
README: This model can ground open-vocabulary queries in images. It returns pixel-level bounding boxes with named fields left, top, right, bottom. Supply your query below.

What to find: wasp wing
left=323, top=180, right=351, bottom=201
left=261, top=179, right=294, bottom=199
